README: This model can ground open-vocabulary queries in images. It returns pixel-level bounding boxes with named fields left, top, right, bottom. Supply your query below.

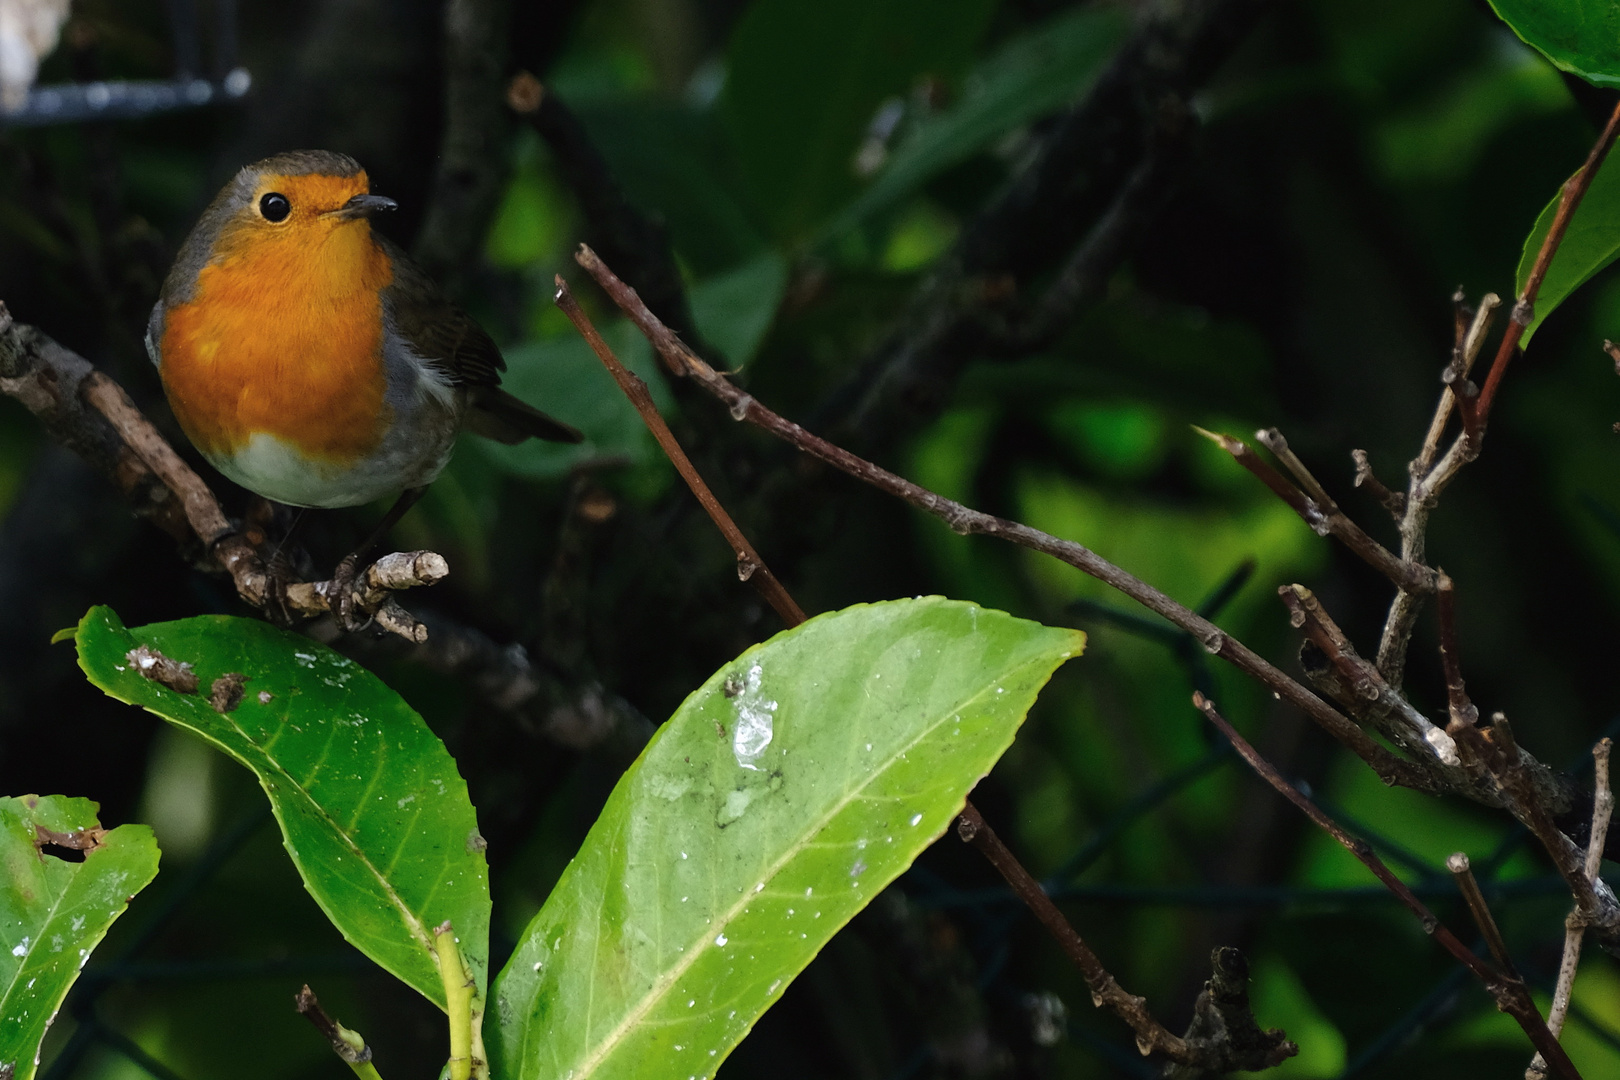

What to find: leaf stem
left=436, top=921, right=475, bottom=1080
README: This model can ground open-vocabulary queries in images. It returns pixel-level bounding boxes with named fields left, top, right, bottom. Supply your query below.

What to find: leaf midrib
left=110, top=627, right=438, bottom=978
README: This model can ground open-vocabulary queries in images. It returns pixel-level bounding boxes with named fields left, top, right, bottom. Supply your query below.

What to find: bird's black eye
left=259, top=192, right=291, bottom=222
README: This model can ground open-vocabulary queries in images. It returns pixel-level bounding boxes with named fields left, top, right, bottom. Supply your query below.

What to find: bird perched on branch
left=147, top=149, right=581, bottom=625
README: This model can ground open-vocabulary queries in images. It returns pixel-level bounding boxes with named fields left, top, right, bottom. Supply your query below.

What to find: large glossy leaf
left=724, top=0, right=998, bottom=241
left=489, top=597, right=1084, bottom=1080
left=820, top=4, right=1129, bottom=243
left=1514, top=151, right=1620, bottom=346
left=1488, top=0, right=1620, bottom=89
left=73, top=608, right=489, bottom=1010
left=1, top=795, right=159, bottom=1080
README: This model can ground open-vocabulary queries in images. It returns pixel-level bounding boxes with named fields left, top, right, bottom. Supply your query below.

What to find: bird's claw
left=329, top=554, right=373, bottom=634
left=263, top=547, right=299, bottom=628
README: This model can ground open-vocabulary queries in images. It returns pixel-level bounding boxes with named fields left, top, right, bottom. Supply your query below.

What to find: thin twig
left=1446, top=852, right=1516, bottom=973
left=1421, top=294, right=1500, bottom=472
left=1529, top=738, right=1614, bottom=1079
left=1351, top=449, right=1406, bottom=519
left=552, top=277, right=806, bottom=627
left=572, top=246, right=1435, bottom=791
left=1191, top=693, right=1580, bottom=1079
left=956, top=804, right=1190, bottom=1060
left=1436, top=574, right=1477, bottom=727
left=295, top=985, right=385, bottom=1080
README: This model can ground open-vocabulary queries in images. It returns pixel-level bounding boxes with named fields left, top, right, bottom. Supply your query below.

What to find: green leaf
left=479, top=322, right=672, bottom=480
left=821, top=4, right=1129, bottom=243
left=1487, top=0, right=1620, bottom=88
left=489, top=597, right=1084, bottom=1080
left=1514, top=152, right=1620, bottom=346
left=73, top=608, right=490, bottom=1011
left=688, top=251, right=790, bottom=367
left=1, top=795, right=159, bottom=1080
left=724, top=0, right=999, bottom=241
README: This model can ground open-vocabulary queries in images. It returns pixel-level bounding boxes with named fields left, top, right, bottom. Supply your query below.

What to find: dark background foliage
left=2, top=0, right=1618, bottom=1076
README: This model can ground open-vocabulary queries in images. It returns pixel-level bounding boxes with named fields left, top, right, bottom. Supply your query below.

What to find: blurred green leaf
left=480, top=321, right=671, bottom=479
left=1371, top=40, right=1568, bottom=185
left=0, top=795, right=160, bottom=1080
left=487, top=130, right=574, bottom=269
left=689, top=251, right=790, bottom=366
left=485, top=254, right=786, bottom=478
left=1487, top=0, right=1620, bottom=88
left=724, top=0, right=998, bottom=242
left=574, top=101, right=768, bottom=274
left=74, top=608, right=490, bottom=1013
left=1514, top=150, right=1620, bottom=346
left=489, top=598, right=1084, bottom=1080
left=822, top=4, right=1128, bottom=242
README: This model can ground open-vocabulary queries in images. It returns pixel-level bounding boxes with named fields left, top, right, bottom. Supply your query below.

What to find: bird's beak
left=330, top=193, right=399, bottom=220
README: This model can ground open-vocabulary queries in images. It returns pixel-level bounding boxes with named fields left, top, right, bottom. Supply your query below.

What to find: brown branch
left=1475, top=98, right=1620, bottom=425
left=571, top=245, right=1433, bottom=791
left=552, top=277, right=806, bottom=628
left=1446, top=852, right=1516, bottom=974
left=1191, top=693, right=1581, bottom=1080
left=956, top=805, right=1191, bottom=1062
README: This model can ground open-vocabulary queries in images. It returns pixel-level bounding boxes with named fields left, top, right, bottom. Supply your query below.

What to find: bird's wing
left=376, top=236, right=505, bottom=387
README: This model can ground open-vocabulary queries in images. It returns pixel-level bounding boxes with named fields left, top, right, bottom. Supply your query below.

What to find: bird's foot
left=329, top=553, right=373, bottom=634
left=263, top=546, right=300, bottom=628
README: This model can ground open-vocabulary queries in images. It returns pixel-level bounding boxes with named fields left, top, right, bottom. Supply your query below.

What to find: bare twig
left=1421, top=294, right=1500, bottom=472
left=956, top=804, right=1191, bottom=1061
left=1445, top=716, right=1620, bottom=948
left=1351, top=449, right=1406, bottom=519
left=575, top=245, right=1443, bottom=788
left=1528, top=737, right=1614, bottom=1079
left=1446, top=852, right=1516, bottom=973
left=552, top=276, right=806, bottom=628
left=1436, top=574, right=1478, bottom=727
left=1191, top=694, right=1581, bottom=1079
left=295, top=984, right=385, bottom=1080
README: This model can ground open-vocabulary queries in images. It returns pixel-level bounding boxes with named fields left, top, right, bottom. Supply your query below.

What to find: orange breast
left=160, top=219, right=394, bottom=466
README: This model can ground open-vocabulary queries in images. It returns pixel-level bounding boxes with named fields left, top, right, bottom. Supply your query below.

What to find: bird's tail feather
left=466, top=387, right=584, bottom=445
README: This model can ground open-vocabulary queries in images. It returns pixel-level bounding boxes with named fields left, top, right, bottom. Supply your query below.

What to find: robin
left=147, top=149, right=582, bottom=624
